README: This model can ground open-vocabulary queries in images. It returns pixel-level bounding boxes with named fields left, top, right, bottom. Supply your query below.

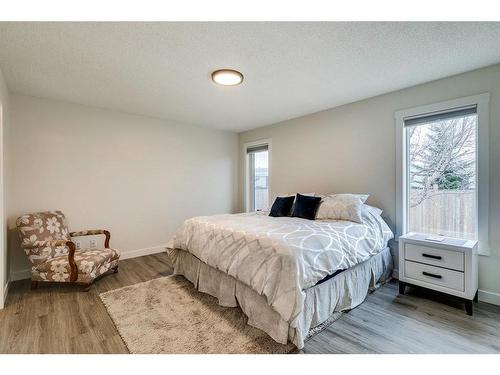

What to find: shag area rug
left=99, top=275, right=297, bottom=354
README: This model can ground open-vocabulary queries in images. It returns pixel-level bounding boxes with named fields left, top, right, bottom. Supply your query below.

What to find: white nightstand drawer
left=404, top=243, right=464, bottom=271
left=404, top=261, right=464, bottom=292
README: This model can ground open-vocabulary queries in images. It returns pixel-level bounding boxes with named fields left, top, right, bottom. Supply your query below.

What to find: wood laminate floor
left=1, top=253, right=499, bottom=354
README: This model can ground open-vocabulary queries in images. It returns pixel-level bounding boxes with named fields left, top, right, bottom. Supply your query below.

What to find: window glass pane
left=253, top=150, right=268, bottom=211
left=407, top=114, right=477, bottom=239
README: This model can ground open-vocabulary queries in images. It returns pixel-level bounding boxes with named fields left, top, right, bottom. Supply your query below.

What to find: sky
left=254, top=150, right=268, bottom=169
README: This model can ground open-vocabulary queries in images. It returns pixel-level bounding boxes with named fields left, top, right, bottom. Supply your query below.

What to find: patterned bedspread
left=170, top=209, right=393, bottom=326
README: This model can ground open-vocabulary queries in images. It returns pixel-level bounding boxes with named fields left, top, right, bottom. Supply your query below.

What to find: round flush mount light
left=211, top=69, right=244, bottom=86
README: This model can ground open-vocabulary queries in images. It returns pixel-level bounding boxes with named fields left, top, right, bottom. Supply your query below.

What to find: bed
left=167, top=206, right=394, bottom=349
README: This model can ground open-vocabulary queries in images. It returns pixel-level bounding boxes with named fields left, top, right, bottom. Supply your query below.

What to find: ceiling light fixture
left=211, top=69, right=244, bottom=86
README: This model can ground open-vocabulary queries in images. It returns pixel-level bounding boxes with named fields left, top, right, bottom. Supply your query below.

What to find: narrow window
left=396, top=94, right=489, bottom=252
left=246, top=143, right=269, bottom=211
left=404, top=106, right=478, bottom=240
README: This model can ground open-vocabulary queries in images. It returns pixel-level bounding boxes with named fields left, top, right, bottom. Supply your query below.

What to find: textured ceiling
left=1, top=22, right=500, bottom=131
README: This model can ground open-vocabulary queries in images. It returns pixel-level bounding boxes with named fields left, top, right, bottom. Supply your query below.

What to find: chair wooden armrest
left=70, top=229, right=111, bottom=248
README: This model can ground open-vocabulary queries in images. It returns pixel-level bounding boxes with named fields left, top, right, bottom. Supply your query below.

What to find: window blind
left=404, top=105, right=477, bottom=127
left=246, top=144, right=268, bottom=153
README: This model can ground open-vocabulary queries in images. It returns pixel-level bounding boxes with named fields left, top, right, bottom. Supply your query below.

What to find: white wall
left=8, top=95, right=238, bottom=279
left=0, top=67, right=9, bottom=307
left=239, top=63, right=500, bottom=305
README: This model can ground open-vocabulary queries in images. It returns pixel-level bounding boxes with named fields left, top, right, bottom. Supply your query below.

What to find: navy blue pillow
left=269, top=196, right=295, bottom=217
left=291, top=193, right=322, bottom=220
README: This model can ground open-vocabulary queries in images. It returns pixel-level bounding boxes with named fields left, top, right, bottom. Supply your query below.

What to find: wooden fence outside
left=409, top=189, right=475, bottom=239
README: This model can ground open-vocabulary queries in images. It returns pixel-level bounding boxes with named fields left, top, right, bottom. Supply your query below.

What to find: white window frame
left=0, top=104, right=4, bottom=309
left=243, top=139, right=272, bottom=212
left=395, top=93, right=490, bottom=255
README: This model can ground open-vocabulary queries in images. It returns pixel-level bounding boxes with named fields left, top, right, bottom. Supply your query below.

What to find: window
left=396, top=94, right=490, bottom=253
left=406, top=107, right=477, bottom=239
left=245, top=140, right=271, bottom=212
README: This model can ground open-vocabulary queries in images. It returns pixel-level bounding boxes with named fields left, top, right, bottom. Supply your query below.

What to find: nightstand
left=398, top=232, right=478, bottom=315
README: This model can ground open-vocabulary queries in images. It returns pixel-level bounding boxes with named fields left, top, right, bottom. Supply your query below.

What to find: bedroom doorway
left=244, top=139, right=271, bottom=212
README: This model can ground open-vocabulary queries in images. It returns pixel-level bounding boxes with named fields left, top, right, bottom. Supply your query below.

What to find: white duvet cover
left=170, top=208, right=393, bottom=327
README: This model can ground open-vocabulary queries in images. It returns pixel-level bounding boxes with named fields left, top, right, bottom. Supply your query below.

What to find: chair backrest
left=16, top=211, right=70, bottom=265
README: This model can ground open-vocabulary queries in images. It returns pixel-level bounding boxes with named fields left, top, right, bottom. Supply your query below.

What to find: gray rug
left=99, top=275, right=297, bottom=354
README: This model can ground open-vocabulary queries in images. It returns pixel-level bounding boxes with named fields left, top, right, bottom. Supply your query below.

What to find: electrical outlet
left=89, top=239, right=97, bottom=249
left=75, top=241, right=82, bottom=250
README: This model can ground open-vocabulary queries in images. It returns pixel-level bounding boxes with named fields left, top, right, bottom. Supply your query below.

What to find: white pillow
left=320, top=193, right=369, bottom=203
left=364, top=204, right=383, bottom=216
left=316, top=194, right=365, bottom=223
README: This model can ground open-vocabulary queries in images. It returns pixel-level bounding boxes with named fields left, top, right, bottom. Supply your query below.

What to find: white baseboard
left=1, top=282, right=9, bottom=308
left=478, top=289, right=500, bottom=306
left=10, top=268, right=32, bottom=282
left=9, top=245, right=167, bottom=282
left=119, top=245, right=167, bottom=260
left=8, top=246, right=500, bottom=308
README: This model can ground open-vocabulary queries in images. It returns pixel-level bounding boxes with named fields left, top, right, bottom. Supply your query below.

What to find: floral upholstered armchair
left=16, top=210, right=120, bottom=290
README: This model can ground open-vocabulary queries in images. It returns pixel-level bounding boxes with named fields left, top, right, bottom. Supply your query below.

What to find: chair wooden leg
left=83, top=283, right=92, bottom=292
left=113, top=265, right=119, bottom=273
left=30, top=280, right=38, bottom=290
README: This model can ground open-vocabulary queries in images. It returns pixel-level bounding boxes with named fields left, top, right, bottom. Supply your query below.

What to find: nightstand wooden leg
left=399, top=281, right=406, bottom=295
left=473, top=290, right=478, bottom=303
left=465, top=300, right=473, bottom=316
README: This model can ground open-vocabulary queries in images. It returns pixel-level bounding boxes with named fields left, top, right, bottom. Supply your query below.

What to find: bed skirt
left=167, top=247, right=393, bottom=349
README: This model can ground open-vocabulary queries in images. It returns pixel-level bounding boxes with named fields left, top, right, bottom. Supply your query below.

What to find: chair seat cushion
left=34, top=248, right=120, bottom=283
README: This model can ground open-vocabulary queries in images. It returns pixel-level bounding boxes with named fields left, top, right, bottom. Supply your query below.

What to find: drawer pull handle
left=422, top=253, right=442, bottom=260
left=422, top=271, right=442, bottom=279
